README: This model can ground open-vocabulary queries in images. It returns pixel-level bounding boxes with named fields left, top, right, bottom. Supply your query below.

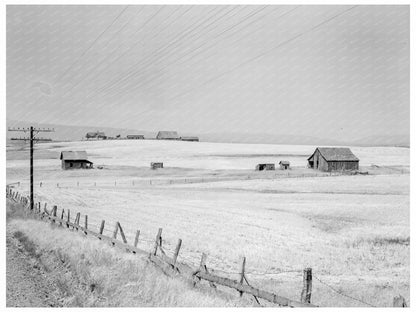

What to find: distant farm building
left=156, top=131, right=179, bottom=140
left=151, top=162, right=163, bottom=169
left=86, top=131, right=107, bottom=140
left=180, top=136, right=199, bottom=142
left=307, top=147, right=359, bottom=172
left=127, top=134, right=145, bottom=140
left=60, top=151, right=93, bottom=170
left=279, top=161, right=290, bottom=170
left=255, top=163, right=275, bottom=171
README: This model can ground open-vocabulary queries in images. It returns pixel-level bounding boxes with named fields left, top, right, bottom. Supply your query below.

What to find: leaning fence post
left=172, top=239, right=182, bottom=269
left=134, top=230, right=140, bottom=247
left=118, top=222, right=127, bottom=244
left=99, top=220, right=105, bottom=235
left=60, top=209, right=65, bottom=226
left=301, top=268, right=312, bottom=303
left=153, top=228, right=162, bottom=256
left=75, top=212, right=80, bottom=230
left=239, top=256, right=246, bottom=297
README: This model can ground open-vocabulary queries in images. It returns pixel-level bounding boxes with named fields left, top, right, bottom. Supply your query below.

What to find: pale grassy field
left=6, top=140, right=409, bottom=307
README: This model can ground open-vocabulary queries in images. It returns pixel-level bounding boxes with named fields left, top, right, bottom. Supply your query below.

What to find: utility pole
left=8, top=126, right=54, bottom=210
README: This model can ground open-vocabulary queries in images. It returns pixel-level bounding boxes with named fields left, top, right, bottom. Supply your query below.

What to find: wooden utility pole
left=8, top=126, right=54, bottom=210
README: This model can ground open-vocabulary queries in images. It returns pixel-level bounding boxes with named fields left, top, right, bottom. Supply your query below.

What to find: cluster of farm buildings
left=85, top=130, right=199, bottom=142
left=60, top=147, right=360, bottom=173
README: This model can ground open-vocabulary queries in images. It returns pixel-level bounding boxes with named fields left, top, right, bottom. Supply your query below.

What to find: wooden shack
left=60, top=151, right=93, bottom=170
left=307, top=147, right=359, bottom=172
left=127, top=134, right=145, bottom=139
left=151, top=162, right=163, bottom=169
left=255, top=163, right=275, bottom=171
left=180, top=136, right=199, bottom=142
left=279, top=161, right=290, bottom=170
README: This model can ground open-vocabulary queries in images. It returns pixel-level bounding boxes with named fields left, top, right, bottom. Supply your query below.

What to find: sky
left=6, top=5, right=410, bottom=143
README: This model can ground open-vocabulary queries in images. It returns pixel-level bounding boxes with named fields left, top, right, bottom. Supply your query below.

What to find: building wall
left=327, top=161, right=359, bottom=171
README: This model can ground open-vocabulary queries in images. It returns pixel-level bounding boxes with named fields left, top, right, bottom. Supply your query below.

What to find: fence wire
left=314, top=275, right=376, bottom=307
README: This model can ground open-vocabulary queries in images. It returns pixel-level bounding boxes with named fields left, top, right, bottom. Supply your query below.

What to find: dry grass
left=8, top=218, right=254, bottom=307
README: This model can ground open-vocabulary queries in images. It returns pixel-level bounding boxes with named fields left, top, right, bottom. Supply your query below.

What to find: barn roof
left=157, top=131, right=179, bottom=139
left=279, top=160, right=290, bottom=165
left=308, top=147, right=359, bottom=162
left=60, top=151, right=88, bottom=160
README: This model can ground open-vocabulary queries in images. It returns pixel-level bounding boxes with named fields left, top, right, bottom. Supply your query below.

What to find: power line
left=166, top=5, right=358, bottom=103
left=109, top=5, right=291, bottom=101
left=55, top=5, right=130, bottom=84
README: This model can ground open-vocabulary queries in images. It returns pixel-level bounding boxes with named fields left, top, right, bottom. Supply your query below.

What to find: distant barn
left=127, top=134, right=144, bottom=140
left=180, top=136, right=199, bottom=142
left=307, top=147, right=359, bottom=172
left=255, top=163, right=275, bottom=171
left=156, top=131, right=179, bottom=140
left=151, top=162, right=163, bottom=169
left=86, top=131, right=106, bottom=140
left=279, top=161, right=290, bottom=170
left=60, top=151, right=93, bottom=170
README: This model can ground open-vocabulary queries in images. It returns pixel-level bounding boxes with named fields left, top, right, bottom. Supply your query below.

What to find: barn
left=279, top=161, right=290, bottom=170
left=255, top=163, right=275, bottom=171
left=156, top=131, right=179, bottom=140
left=127, top=134, right=145, bottom=139
left=307, top=147, right=359, bottom=172
left=60, top=151, right=93, bottom=170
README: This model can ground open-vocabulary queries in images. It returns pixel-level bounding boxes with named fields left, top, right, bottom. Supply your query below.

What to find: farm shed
left=180, top=136, right=199, bottom=142
left=127, top=134, right=145, bottom=139
left=151, top=162, right=163, bottom=169
left=307, top=147, right=359, bottom=172
left=279, top=161, right=290, bottom=170
left=60, top=151, right=93, bottom=170
left=255, top=163, right=275, bottom=171
left=156, top=131, right=179, bottom=140
left=85, top=131, right=106, bottom=140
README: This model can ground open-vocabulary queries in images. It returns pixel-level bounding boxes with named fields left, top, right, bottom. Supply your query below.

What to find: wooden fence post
left=60, top=209, right=64, bottom=226
left=99, top=220, right=105, bottom=235
left=172, top=239, right=182, bottom=269
left=113, top=222, right=119, bottom=239
left=239, top=256, right=246, bottom=297
left=84, top=215, right=88, bottom=233
left=301, top=268, right=312, bottom=304
left=153, top=228, right=162, bottom=256
left=52, top=205, right=57, bottom=223
left=118, top=222, right=127, bottom=244
left=75, top=212, right=80, bottom=230
left=134, top=230, right=140, bottom=247
left=67, top=209, right=70, bottom=228
left=393, top=295, right=407, bottom=307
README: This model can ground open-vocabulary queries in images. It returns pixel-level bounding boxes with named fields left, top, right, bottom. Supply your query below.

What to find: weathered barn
left=180, top=136, right=199, bottom=142
left=85, top=131, right=106, bottom=140
left=60, top=151, right=93, bottom=170
left=279, top=161, right=290, bottom=170
left=307, top=147, right=359, bottom=172
left=156, top=131, right=179, bottom=140
left=151, top=162, right=163, bottom=169
left=255, top=163, right=275, bottom=171
left=127, top=134, right=145, bottom=140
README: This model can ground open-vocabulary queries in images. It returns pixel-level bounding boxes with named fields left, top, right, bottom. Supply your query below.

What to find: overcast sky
left=7, top=5, right=409, bottom=141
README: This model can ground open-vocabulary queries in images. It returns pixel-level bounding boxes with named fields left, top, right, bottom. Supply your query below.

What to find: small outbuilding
left=60, top=151, right=93, bottom=170
left=279, top=161, right=290, bottom=170
left=156, top=131, right=179, bottom=140
left=255, top=163, right=275, bottom=171
left=307, top=147, right=359, bottom=172
left=127, top=134, right=145, bottom=140
left=151, top=162, right=163, bottom=169
left=180, top=136, right=199, bottom=142
left=85, top=131, right=106, bottom=140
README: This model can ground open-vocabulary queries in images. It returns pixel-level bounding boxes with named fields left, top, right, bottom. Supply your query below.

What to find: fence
left=6, top=186, right=408, bottom=308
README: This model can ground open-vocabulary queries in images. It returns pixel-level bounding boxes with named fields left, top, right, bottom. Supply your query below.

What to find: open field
left=6, top=140, right=410, bottom=307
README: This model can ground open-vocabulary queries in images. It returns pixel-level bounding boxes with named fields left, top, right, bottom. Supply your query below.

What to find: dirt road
left=6, top=225, right=63, bottom=307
